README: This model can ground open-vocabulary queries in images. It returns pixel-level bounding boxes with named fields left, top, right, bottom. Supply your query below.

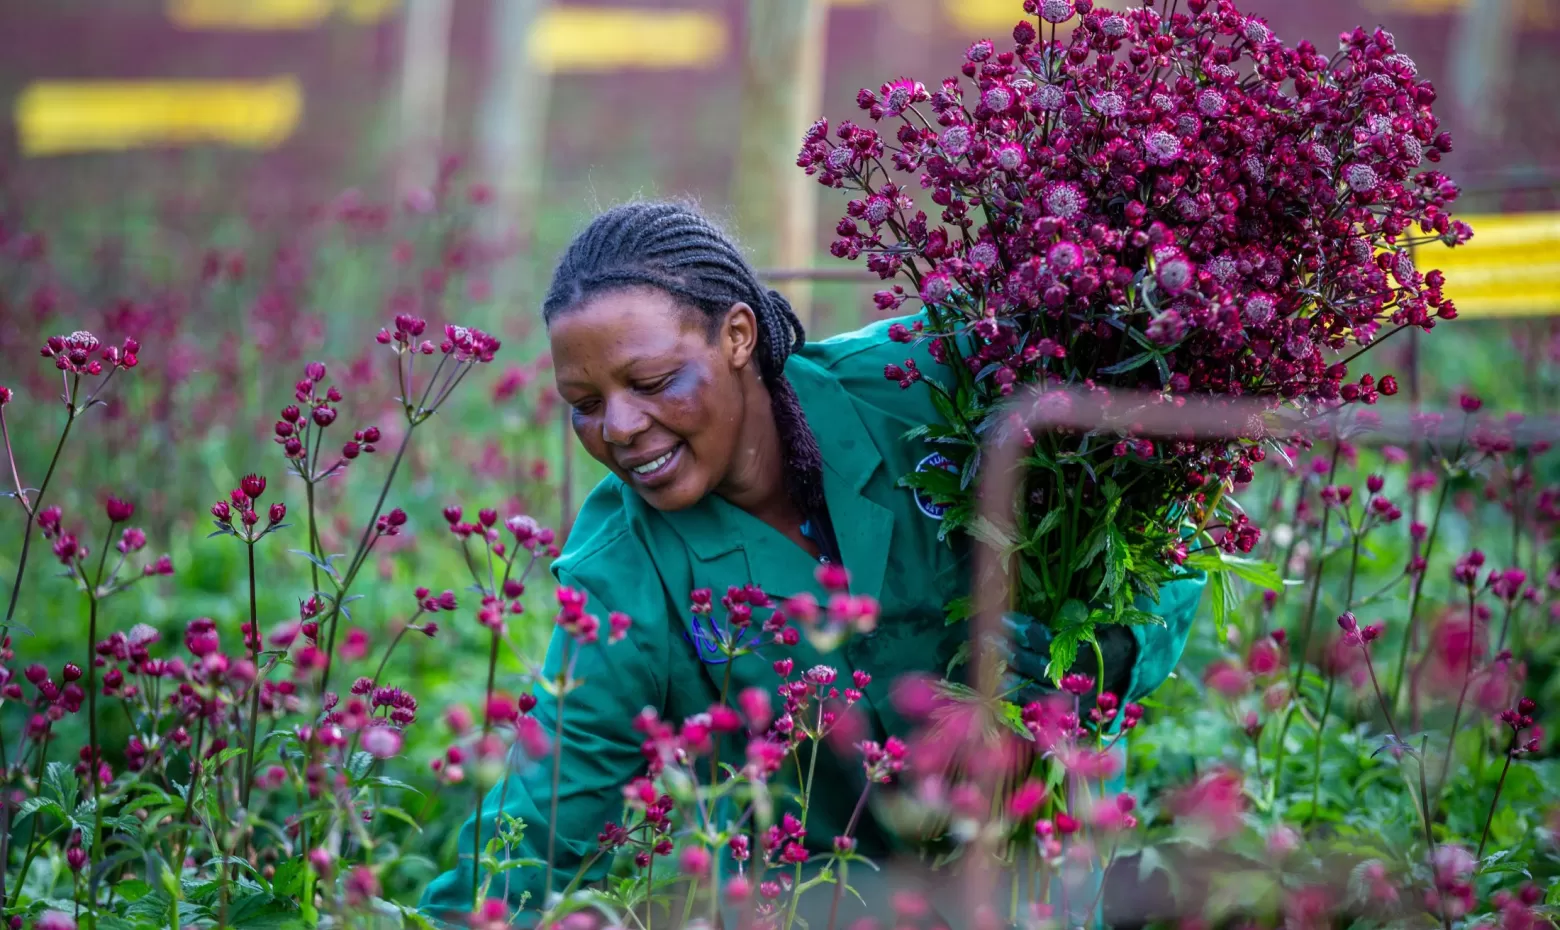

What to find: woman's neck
left=714, top=378, right=799, bottom=527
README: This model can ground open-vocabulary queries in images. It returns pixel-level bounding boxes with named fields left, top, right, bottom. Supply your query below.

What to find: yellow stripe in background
left=1419, top=212, right=1560, bottom=319
left=528, top=8, right=728, bottom=74
left=14, top=78, right=303, bottom=156
left=167, top=0, right=396, bottom=29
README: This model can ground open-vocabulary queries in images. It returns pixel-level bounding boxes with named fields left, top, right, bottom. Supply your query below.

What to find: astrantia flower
left=1196, top=88, right=1228, bottom=117
left=1091, top=92, right=1126, bottom=118
left=981, top=85, right=1014, bottom=113
left=1243, top=293, right=1277, bottom=325
left=1154, top=249, right=1195, bottom=296
left=940, top=125, right=972, bottom=157
left=994, top=142, right=1026, bottom=172
left=1047, top=241, right=1084, bottom=273
left=1032, top=83, right=1066, bottom=111
left=1042, top=182, right=1085, bottom=219
left=880, top=78, right=926, bottom=115
left=920, top=271, right=955, bottom=305
left=1345, top=163, right=1380, bottom=193
left=1144, top=130, right=1182, bottom=165
left=1039, top=0, right=1073, bottom=23
left=1099, top=14, right=1128, bottom=37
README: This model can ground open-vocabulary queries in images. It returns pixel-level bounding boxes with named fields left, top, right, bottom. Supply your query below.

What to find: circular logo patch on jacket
left=912, top=452, right=959, bottom=519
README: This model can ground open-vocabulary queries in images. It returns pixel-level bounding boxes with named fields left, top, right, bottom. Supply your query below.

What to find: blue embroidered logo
left=912, top=451, right=959, bottom=520
left=683, top=613, right=765, bottom=666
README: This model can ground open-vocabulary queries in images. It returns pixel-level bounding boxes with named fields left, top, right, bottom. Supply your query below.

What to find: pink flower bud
left=104, top=496, right=134, bottom=523
left=241, top=473, right=266, bottom=500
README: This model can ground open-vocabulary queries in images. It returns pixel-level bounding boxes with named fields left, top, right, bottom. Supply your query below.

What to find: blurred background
left=1, top=0, right=1558, bottom=903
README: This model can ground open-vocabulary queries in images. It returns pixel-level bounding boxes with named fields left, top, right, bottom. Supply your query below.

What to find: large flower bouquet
left=801, top=0, right=1468, bottom=667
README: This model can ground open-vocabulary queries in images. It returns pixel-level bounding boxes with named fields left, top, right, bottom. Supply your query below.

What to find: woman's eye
left=636, top=375, right=674, bottom=394
left=571, top=400, right=600, bottom=416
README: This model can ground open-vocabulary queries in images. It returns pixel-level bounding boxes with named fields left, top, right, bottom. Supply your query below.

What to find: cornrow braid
left=543, top=202, right=826, bottom=515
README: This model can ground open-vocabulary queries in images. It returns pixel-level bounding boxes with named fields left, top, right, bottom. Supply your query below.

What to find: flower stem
left=540, top=645, right=571, bottom=910
left=86, top=590, right=104, bottom=892
left=471, top=623, right=505, bottom=908
left=1391, top=477, right=1452, bottom=709
left=1433, top=589, right=1479, bottom=806
left=1305, top=674, right=1336, bottom=829
left=1476, top=733, right=1517, bottom=860
left=319, top=424, right=416, bottom=700
left=240, top=541, right=263, bottom=812
left=826, top=782, right=873, bottom=930
left=1288, top=446, right=1341, bottom=700
left=1, top=406, right=75, bottom=639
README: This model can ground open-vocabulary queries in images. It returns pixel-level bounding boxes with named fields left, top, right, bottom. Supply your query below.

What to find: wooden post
left=730, top=0, right=829, bottom=331
left=475, top=0, right=553, bottom=254
left=1452, top=0, right=1516, bottom=147
left=398, top=0, right=455, bottom=197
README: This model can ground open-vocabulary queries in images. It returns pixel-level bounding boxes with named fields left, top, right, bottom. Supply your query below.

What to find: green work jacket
left=420, top=313, right=1205, bottom=925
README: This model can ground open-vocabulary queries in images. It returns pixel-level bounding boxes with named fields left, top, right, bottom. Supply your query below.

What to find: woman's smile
left=622, top=441, right=684, bottom=486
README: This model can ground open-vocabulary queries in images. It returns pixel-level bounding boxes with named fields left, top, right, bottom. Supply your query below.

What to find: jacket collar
left=662, top=354, right=893, bottom=605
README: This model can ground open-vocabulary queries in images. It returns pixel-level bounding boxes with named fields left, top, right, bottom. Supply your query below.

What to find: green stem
left=1476, top=733, right=1517, bottom=860
left=1, top=403, right=75, bottom=639
left=541, top=644, right=573, bottom=908
left=240, top=542, right=263, bottom=811
left=318, top=424, right=416, bottom=701
left=784, top=711, right=825, bottom=930
left=471, top=623, right=506, bottom=910
left=1305, top=675, right=1336, bottom=829
left=1433, top=589, right=1479, bottom=807
left=85, top=593, right=104, bottom=890
left=1288, top=447, right=1341, bottom=699
left=1391, top=477, right=1453, bottom=708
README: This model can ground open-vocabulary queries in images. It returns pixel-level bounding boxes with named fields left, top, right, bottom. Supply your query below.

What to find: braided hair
left=543, top=202, right=826, bottom=516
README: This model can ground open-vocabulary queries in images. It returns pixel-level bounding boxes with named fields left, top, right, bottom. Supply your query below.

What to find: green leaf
left=1208, top=570, right=1231, bottom=645
left=1071, top=525, right=1108, bottom=572
left=115, top=879, right=154, bottom=902
left=43, top=762, right=80, bottom=809
left=375, top=806, right=425, bottom=833
left=212, top=746, right=247, bottom=769
left=944, top=595, right=973, bottom=625
left=967, top=515, right=1018, bottom=553
left=1185, top=551, right=1283, bottom=589
left=347, top=751, right=375, bottom=780
left=15, top=797, right=68, bottom=822
left=1044, top=625, right=1093, bottom=683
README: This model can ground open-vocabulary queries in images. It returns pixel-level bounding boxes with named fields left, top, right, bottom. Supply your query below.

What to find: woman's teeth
left=633, top=449, right=675, bottom=475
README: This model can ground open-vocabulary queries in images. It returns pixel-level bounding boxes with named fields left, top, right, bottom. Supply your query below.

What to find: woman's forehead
left=550, top=289, right=710, bottom=377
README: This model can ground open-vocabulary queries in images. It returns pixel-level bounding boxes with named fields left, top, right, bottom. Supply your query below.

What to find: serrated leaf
left=16, top=797, right=68, bottom=822
left=43, top=761, right=79, bottom=809
left=1044, top=625, right=1092, bottom=683
left=967, top=515, right=1017, bottom=553
left=347, top=751, right=375, bottom=779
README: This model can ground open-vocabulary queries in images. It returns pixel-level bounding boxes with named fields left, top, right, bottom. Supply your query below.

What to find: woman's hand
left=990, top=613, right=1137, bottom=707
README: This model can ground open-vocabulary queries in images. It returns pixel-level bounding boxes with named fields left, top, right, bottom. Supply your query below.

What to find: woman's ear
left=721, top=302, right=760, bottom=372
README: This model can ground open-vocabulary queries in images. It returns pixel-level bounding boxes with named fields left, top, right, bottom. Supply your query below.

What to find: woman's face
left=550, top=287, right=759, bottom=512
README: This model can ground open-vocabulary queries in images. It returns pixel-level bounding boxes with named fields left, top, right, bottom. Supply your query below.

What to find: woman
left=420, top=202, right=1204, bottom=926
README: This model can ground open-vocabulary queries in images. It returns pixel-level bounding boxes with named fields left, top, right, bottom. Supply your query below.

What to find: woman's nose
left=601, top=396, right=650, bottom=446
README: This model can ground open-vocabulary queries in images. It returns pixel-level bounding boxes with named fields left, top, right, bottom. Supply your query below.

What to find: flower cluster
left=274, top=361, right=381, bottom=479
left=806, top=0, right=1464, bottom=637
left=210, top=474, right=286, bottom=541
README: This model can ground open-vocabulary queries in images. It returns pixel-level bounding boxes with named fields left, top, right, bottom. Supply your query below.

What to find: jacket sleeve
left=418, top=569, right=667, bottom=926
left=1122, top=571, right=1207, bottom=704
